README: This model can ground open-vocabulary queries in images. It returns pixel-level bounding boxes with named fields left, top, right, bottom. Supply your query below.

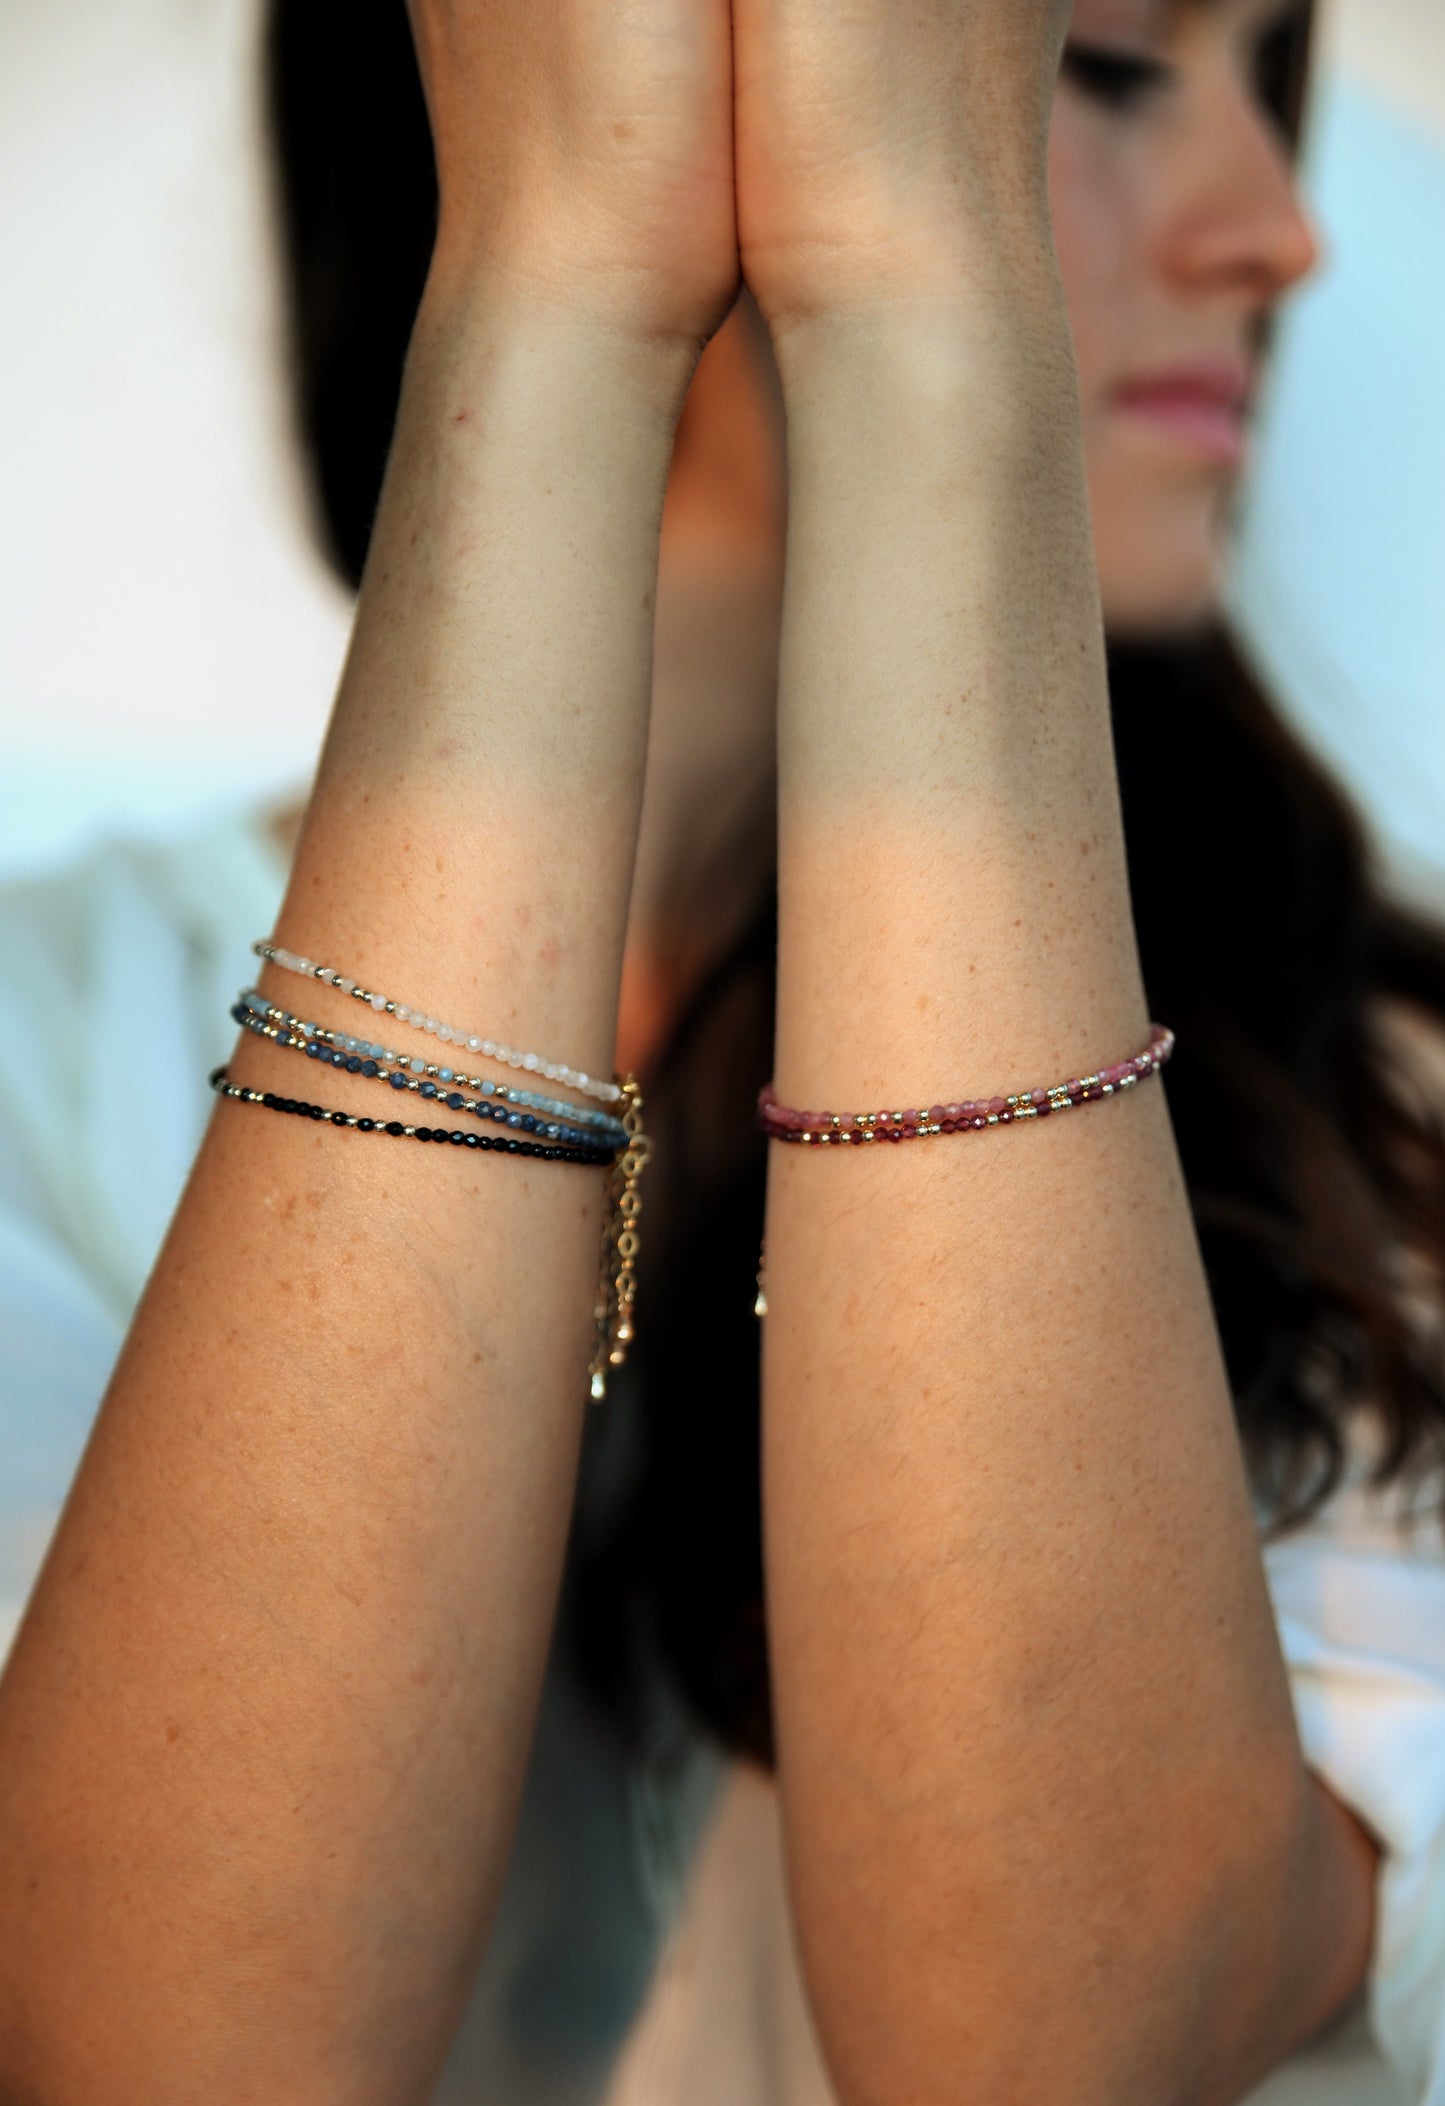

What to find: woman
left=0, top=2, right=1442, bottom=2103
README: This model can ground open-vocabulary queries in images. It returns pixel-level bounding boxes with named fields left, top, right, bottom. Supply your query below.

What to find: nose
left=1162, top=75, right=1325, bottom=307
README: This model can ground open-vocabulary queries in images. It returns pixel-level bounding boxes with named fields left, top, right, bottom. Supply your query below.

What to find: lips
left=1112, top=357, right=1255, bottom=465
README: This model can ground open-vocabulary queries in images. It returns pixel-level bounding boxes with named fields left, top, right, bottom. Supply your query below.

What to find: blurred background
left=0, top=0, right=1441, bottom=903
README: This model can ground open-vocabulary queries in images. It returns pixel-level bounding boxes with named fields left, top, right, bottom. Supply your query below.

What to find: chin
left=1095, top=504, right=1229, bottom=645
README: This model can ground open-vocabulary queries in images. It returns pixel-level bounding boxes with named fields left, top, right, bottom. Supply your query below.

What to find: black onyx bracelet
left=208, top=1068, right=614, bottom=1166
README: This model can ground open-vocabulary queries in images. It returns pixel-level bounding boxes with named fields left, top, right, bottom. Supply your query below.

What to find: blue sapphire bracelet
left=229, top=1004, right=618, bottom=1158
left=235, top=991, right=628, bottom=1145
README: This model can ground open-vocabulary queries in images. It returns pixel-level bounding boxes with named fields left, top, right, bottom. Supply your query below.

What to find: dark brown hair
left=265, top=1, right=1445, bottom=1767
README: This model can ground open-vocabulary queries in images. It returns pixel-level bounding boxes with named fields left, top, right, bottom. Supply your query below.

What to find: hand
left=731, top=0, right=1072, bottom=335
left=405, top=0, right=740, bottom=348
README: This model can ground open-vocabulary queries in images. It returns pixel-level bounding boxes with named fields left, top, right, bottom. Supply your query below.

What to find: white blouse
left=0, top=812, right=1440, bottom=2104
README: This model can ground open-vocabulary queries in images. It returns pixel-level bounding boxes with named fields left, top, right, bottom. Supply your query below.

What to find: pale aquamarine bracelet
left=253, top=939, right=622, bottom=1105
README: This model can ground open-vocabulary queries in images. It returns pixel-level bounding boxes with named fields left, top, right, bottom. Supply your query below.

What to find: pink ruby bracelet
left=758, top=1022, right=1175, bottom=1147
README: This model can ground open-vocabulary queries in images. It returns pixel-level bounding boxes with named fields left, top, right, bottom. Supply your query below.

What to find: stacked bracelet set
left=211, top=939, right=648, bottom=1403
left=216, top=934, right=1173, bottom=1372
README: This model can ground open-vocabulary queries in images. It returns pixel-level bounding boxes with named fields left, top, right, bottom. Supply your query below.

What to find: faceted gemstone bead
left=361, top=1060, right=379, bottom=1078
left=416, top=1127, right=433, bottom=1142
left=385, top=1121, right=404, bottom=1136
left=358, top=1118, right=375, bottom=1132
left=390, top=1073, right=408, bottom=1090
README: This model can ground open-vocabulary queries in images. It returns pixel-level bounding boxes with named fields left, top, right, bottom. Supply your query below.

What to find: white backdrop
left=0, top=0, right=1441, bottom=906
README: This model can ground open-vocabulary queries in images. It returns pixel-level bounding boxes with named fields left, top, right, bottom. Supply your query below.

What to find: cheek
left=1046, top=111, right=1223, bottom=635
left=1046, top=112, right=1135, bottom=411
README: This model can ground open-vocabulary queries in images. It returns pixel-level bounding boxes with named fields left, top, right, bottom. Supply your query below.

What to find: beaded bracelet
left=758, top=1022, right=1174, bottom=1146
left=253, top=940, right=621, bottom=1106
left=230, top=1003, right=620, bottom=1155
left=209, top=1066, right=649, bottom=1402
left=235, top=991, right=627, bottom=1141
left=209, top=1066, right=612, bottom=1163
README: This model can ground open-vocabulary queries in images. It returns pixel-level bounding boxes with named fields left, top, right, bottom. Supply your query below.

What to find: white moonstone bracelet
left=252, top=939, right=623, bottom=1106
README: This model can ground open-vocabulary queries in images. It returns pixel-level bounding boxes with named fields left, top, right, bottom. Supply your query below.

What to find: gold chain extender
left=589, top=1076, right=649, bottom=1403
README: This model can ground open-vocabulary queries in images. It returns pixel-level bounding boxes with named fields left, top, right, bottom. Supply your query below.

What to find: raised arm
left=734, top=5, right=1378, bottom=2101
left=0, top=8, right=737, bottom=2100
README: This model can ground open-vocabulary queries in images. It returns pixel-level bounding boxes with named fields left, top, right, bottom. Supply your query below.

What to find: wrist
left=772, top=289, right=1082, bottom=493
left=767, top=241, right=1069, bottom=406
left=415, top=253, right=707, bottom=426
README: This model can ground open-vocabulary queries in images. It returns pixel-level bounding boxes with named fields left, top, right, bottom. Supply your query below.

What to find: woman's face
left=1048, top=0, right=1322, bottom=637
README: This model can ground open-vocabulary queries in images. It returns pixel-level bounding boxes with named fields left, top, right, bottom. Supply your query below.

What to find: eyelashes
left=1059, top=42, right=1175, bottom=113
left=1060, top=14, right=1305, bottom=129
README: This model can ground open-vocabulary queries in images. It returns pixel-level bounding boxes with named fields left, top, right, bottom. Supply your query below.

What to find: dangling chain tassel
left=589, top=1077, right=649, bottom=1403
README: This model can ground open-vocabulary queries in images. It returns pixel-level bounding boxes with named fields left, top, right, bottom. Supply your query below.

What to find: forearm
left=764, top=284, right=1366, bottom=2099
left=0, top=283, right=693, bottom=2104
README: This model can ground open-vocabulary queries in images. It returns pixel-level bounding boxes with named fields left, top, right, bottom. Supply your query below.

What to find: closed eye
left=1059, top=42, right=1176, bottom=113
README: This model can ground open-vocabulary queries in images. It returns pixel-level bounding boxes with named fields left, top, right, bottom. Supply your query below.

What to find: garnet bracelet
left=758, top=1022, right=1175, bottom=1147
